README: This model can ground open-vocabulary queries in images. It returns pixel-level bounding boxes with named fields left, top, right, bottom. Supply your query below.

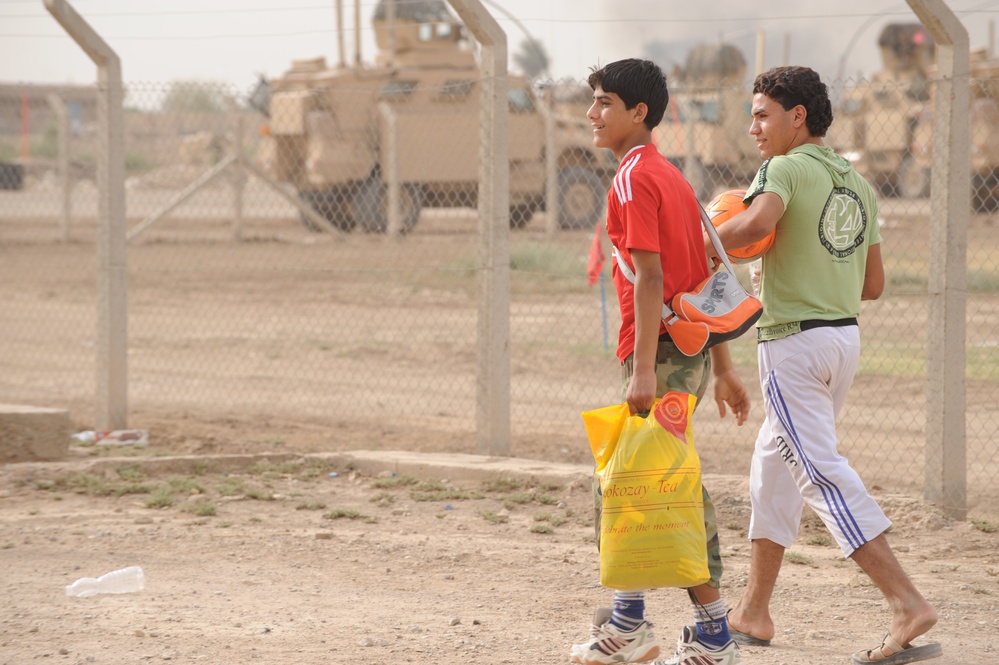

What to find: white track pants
left=748, top=325, right=891, bottom=556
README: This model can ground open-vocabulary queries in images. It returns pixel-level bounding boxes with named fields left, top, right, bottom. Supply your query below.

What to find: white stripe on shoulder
left=614, top=152, right=642, bottom=205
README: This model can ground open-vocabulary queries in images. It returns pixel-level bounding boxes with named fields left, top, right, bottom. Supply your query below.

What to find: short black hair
left=752, top=66, right=834, bottom=137
left=587, top=58, right=668, bottom=129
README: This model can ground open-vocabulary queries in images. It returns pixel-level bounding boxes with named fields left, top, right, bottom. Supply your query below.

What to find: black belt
left=758, top=317, right=858, bottom=342
left=799, top=317, right=858, bottom=331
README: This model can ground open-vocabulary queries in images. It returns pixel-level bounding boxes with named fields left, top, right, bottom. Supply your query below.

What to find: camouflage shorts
left=592, top=334, right=723, bottom=589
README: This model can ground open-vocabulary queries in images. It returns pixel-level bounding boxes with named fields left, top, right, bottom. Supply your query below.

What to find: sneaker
left=569, top=607, right=661, bottom=664
left=652, top=626, right=742, bottom=665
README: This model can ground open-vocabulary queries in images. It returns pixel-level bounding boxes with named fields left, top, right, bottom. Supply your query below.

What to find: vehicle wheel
left=972, top=172, right=999, bottom=213
left=297, top=189, right=356, bottom=233
left=896, top=155, right=930, bottom=199
left=509, top=203, right=537, bottom=229
left=557, top=168, right=605, bottom=230
left=354, top=178, right=424, bottom=233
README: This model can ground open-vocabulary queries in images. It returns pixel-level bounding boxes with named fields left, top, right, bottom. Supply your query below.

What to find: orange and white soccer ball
left=706, top=189, right=774, bottom=263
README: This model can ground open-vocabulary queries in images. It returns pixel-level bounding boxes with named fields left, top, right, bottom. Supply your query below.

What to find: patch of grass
left=502, top=491, right=536, bottom=506
left=724, top=520, right=741, bottom=530
left=180, top=499, right=217, bottom=517
left=410, top=480, right=482, bottom=503
left=217, top=520, right=233, bottom=528
left=480, top=510, right=509, bottom=524
left=481, top=478, right=528, bottom=493
left=971, top=587, right=992, bottom=595
left=167, top=477, right=205, bottom=496
left=115, top=464, right=146, bottom=482
left=783, top=551, right=813, bottom=566
left=296, top=501, right=327, bottom=511
left=930, top=564, right=959, bottom=574
left=535, top=513, right=569, bottom=527
left=806, top=533, right=834, bottom=547
left=986, top=568, right=999, bottom=577
left=371, top=475, right=419, bottom=489
left=216, top=477, right=245, bottom=496
left=144, top=487, right=175, bottom=509
left=323, top=508, right=367, bottom=521
left=298, top=459, right=339, bottom=481
left=249, top=461, right=298, bottom=480
left=244, top=487, right=275, bottom=501
left=369, top=492, right=395, bottom=507
left=530, top=524, right=555, bottom=535
left=971, top=519, right=997, bottom=533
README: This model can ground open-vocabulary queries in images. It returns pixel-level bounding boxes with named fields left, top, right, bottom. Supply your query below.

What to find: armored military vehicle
left=907, top=47, right=999, bottom=211
left=830, top=23, right=935, bottom=199
left=655, top=43, right=757, bottom=202
left=255, top=0, right=613, bottom=232
left=833, top=23, right=999, bottom=211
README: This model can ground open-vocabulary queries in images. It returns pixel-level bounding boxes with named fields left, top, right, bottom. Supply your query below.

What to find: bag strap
left=611, top=200, right=740, bottom=281
left=698, top=202, right=739, bottom=276
left=611, top=200, right=757, bottom=321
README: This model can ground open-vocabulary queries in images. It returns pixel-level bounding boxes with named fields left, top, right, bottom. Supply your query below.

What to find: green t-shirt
left=746, top=143, right=882, bottom=341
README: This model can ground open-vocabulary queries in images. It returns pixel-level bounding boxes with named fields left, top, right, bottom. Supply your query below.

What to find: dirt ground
left=0, top=443, right=996, bottom=665
left=1, top=191, right=998, bottom=664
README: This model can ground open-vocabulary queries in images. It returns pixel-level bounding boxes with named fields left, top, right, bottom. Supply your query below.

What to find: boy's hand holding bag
left=582, top=392, right=709, bottom=591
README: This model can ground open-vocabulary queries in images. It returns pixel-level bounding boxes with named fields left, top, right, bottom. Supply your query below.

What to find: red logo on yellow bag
left=654, top=393, right=690, bottom=442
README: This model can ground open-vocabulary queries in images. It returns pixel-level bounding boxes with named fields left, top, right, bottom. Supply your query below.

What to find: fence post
left=231, top=106, right=246, bottom=241
left=378, top=102, right=402, bottom=237
left=45, top=0, right=128, bottom=431
left=906, top=0, right=969, bottom=520
left=541, top=86, right=559, bottom=237
left=46, top=93, right=73, bottom=242
left=447, top=0, right=510, bottom=456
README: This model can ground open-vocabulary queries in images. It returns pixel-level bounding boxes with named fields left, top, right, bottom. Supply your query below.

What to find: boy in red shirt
left=570, top=58, right=749, bottom=665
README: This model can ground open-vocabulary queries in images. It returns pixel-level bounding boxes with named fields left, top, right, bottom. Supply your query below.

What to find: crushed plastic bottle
left=65, top=566, right=145, bottom=597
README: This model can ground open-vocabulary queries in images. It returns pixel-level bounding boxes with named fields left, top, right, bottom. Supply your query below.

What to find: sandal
left=852, top=632, right=942, bottom=664
left=725, top=609, right=771, bottom=647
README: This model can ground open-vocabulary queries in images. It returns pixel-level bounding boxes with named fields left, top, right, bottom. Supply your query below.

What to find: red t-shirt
left=606, top=144, right=709, bottom=362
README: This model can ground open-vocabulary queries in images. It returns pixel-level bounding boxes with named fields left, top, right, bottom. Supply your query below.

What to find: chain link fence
left=2, top=51, right=997, bottom=514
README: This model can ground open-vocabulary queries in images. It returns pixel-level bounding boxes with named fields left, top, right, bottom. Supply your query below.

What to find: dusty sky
left=1, top=0, right=998, bottom=90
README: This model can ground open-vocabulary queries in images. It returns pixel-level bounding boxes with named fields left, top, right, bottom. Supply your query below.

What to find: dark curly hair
left=587, top=59, right=669, bottom=130
left=753, top=66, right=834, bottom=137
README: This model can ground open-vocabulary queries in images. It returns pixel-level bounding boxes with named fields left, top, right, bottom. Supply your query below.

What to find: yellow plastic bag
left=582, top=392, right=709, bottom=591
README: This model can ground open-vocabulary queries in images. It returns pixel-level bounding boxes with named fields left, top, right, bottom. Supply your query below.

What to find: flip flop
left=726, top=609, right=771, bottom=647
left=852, top=632, right=943, bottom=664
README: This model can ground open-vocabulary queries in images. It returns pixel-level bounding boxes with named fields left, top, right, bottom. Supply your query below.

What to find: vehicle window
left=437, top=80, right=474, bottom=101
left=697, top=99, right=721, bottom=123
left=508, top=87, right=535, bottom=113
left=380, top=80, right=418, bottom=100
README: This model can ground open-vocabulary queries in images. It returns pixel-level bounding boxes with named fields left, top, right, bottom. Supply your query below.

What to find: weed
left=530, top=524, right=554, bottom=535
left=371, top=475, right=419, bottom=489
left=296, top=501, right=327, bottom=511
left=971, top=519, right=997, bottom=533
left=216, top=478, right=246, bottom=497
left=481, top=478, right=528, bottom=493
left=370, top=492, right=395, bottom=507
left=806, top=534, right=834, bottom=547
left=244, top=487, right=275, bottom=501
left=180, top=499, right=217, bottom=517
left=324, top=508, right=365, bottom=520
left=145, top=487, right=175, bottom=509
left=480, top=511, right=509, bottom=524
left=783, top=551, right=813, bottom=566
